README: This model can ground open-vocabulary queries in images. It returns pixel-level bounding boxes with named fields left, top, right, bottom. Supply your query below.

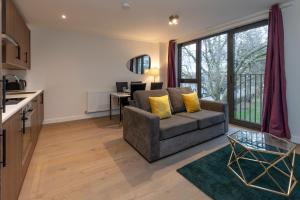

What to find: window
left=178, top=43, right=198, bottom=92
left=178, top=20, right=268, bottom=129
left=180, top=83, right=198, bottom=92
left=201, top=34, right=228, bottom=102
left=180, top=43, right=197, bottom=79
left=143, top=56, right=150, bottom=70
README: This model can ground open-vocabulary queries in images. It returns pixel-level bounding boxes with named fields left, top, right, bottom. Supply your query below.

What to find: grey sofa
left=123, top=87, right=228, bottom=162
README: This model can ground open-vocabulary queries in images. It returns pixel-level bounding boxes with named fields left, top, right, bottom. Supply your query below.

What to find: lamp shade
left=148, top=68, right=159, bottom=76
left=144, top=69, right=150, bottom=75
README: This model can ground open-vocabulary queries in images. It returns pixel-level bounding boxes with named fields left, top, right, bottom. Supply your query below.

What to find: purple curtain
left=168, top=40, right=176, bottom=87
left=261, top=4, right=291, bottom=139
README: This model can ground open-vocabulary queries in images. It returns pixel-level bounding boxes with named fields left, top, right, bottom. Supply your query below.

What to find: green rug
left=177, top=145, right=300, bottom=200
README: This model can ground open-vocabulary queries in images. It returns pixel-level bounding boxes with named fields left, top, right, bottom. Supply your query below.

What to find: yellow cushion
left=149, top=95, right=172, bottom=119
left=182, top=92, right=201, bottom=113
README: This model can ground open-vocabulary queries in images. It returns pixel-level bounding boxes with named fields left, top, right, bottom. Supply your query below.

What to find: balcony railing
left=234, top=74, right=264, bottom=125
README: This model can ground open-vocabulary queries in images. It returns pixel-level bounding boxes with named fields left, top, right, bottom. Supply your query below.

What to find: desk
left=110, top=92, right=130, bottom=122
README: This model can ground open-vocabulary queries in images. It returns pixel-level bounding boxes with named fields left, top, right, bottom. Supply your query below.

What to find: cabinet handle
left=16, top=46, right=21, bottom=60
left=1, top=76, right=7, bottom=113
left=25, top=52, right=28, bottom=63
left=0, top=129, right=7, bottom=167
left=22, top=113, right=28, bottom=134
left=41, top=94, right=44, bottom=104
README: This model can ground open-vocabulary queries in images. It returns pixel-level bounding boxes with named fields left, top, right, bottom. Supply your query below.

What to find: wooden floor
left=18, top=117, right=299, bottom=200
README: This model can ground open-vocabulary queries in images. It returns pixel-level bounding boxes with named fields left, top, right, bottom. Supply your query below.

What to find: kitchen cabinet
left=0, top=92, right=44, bottom=200
left=38, top=92, right=44, bottom=132
left=21, top=104, right=35, bottom=180
left=1, top=111, right=22, bottom=200
left=2, top=0, right=31, bottom=69
left=31, top=97, right=39, bottom=143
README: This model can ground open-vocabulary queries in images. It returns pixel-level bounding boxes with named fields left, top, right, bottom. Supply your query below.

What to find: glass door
left=231, top=24, right=268, bottom=128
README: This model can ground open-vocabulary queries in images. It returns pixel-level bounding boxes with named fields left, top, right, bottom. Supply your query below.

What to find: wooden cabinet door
left=21, top=98, right=39, bottom=180
left=15, top=9, right=30, bottom=69
left=24, top=25, right=31, bottom=68
left=20, top=23, right=31, bottom=69
left=3, top=0, right=16, bottom=38
left=0, top=112, right=22, bottom=200
left=21, top=115, right=34, bottom=179
left=2, top=0, right=21, bottom=68
left=14, top=2, right=25, bottom=67
left=31, top=98, right=39, bottom=144
left=2, top=0, right=31, bottom=70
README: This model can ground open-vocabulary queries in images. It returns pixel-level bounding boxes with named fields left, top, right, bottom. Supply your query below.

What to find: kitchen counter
left=2, top=90, right=44, bottom=123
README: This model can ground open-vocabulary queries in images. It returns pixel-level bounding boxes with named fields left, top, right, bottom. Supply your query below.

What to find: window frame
left=177, top=40, right=200, bottom=95
left=177, top=20, right=269, bottom=130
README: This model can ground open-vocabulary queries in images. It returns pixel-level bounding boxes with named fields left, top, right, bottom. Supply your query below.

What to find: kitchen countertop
left=2, top=90, right=43, bottom=123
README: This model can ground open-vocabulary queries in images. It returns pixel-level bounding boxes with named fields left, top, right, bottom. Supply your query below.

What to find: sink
left=5, top=98, right=26, bottom=105
left=7, top=91, right=36, bottom=95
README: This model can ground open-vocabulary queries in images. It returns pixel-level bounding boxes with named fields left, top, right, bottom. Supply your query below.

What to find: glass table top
left=228, top=131, right=296, bottom=155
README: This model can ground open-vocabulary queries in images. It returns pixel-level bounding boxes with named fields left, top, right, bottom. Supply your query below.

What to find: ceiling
left=15, top=0, right=290, bottom=43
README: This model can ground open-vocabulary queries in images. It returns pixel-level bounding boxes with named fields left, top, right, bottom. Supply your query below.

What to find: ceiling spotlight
left=121, top=0, right=131, bottom=9
left=61, top=14, right=67, bottom=19
left=169, top=15, right=179, bottom=25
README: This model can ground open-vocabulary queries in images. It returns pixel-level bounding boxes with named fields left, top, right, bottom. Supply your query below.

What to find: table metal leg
left=227, top=137, right=298, bottom=196
left=119, top=98, right=122, bottom=122
left=109, top=94, right=112, bottom=120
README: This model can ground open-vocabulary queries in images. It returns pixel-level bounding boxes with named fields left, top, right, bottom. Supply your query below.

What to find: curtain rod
left=175, top=1, right=294, bottom=43
left=280, top=1, right=294, bottom=9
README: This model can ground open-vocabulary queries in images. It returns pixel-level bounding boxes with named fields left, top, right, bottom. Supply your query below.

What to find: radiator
left=86, top=90, right=118, bottom=113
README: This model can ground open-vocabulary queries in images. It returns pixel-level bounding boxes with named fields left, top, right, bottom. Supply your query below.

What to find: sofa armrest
left=200, top=100, right=229, bottom=132
left=123, top=106, right=160, bottom=162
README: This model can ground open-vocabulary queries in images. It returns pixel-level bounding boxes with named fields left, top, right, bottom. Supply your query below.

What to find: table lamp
left=146, top=68, right=159, bottom=82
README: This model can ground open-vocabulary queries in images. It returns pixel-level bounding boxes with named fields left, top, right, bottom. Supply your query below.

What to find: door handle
left=0, top=129, right=7, bottom=167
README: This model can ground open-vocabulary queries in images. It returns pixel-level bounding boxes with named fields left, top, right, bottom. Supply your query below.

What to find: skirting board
left=291, top=135, right=300, bottom=144
left=43, top=110, right=120, bottom=124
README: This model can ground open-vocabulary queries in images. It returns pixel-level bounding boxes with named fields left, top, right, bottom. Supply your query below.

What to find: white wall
left=283, top=0, right=300, bottom=143
left=159, top=42, right=168, bottom=87
left=12, top=26, right=162, bottom=124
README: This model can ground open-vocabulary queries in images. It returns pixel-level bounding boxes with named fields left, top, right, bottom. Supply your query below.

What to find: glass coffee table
left=227, top=130, right=297, bottom=196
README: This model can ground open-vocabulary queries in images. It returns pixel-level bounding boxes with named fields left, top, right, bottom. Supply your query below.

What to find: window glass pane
left=181, top=43, right=197, bottom=79
left=201, top=34, right=228, bottom=102
left=133, top=59, right=137, bottom=73
left=137, top=58, right=142, bottom=74
left=233, top=25, right=268, bottom=124
left=143, top=56, right=150, bottom=70
left=180, top=83, right=198, bottom=92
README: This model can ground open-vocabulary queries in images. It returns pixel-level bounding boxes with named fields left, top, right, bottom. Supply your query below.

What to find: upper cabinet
left=2, top=0, right=31, bottom=70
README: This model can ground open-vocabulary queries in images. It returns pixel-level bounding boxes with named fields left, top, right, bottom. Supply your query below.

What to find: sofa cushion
left=159, top=115, right=198, bottom=140
left=176, top=109, right=225, bottom=129
left=134, top=90, right=169, bottom=111
left=182, top=92, right=201, bottom=113
left=167, top=87, right=193, bottom=113
left=149, top=95, right=172, bottom=119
